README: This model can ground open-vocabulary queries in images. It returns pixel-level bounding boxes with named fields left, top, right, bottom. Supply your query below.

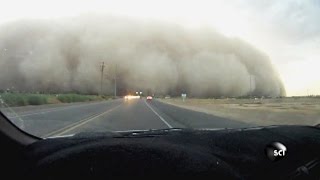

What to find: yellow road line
left=44, top=104, right=121, bottom=138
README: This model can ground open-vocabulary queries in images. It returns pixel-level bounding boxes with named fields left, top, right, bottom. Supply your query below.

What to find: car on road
left=146, top=96, right=153, bottom=100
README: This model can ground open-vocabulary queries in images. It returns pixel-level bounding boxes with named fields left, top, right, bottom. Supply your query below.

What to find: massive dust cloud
left=0, top=15, right=286, bottom=97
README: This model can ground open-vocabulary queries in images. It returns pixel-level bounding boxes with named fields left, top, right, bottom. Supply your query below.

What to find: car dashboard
left=13, top=125, right=320, bottom=179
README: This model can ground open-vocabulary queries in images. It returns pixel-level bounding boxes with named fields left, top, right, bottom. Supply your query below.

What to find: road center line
left=44, top=104, right=121, bottom=137
left=144, top=100, right=173, bottom=128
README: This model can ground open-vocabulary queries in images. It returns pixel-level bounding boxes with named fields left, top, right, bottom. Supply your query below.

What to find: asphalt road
left=2, top=99, right=252, bottom=137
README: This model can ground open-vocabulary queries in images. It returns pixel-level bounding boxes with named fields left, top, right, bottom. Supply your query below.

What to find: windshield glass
left=1, top=0, right=319, bottom=138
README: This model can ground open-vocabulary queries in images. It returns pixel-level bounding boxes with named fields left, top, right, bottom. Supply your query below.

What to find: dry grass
left=159, top=97, right=320, bottom=126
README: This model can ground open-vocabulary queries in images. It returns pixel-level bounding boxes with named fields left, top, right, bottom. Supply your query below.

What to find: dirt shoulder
left=158, top=98, right=320, bottom=126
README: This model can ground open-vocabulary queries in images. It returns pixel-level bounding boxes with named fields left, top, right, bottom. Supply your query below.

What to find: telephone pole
left=100, top=61, right=105, bottom=95
left=114, top=63, right=117, bottom=98
left=249, top=75, right=252, bottom=97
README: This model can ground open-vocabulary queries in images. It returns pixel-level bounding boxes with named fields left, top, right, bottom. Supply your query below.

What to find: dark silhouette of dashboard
left=17, top=126, right=320, bottom=179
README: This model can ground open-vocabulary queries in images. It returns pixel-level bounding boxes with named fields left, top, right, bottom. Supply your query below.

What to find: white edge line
left=144, top=100, right=173, bottom=128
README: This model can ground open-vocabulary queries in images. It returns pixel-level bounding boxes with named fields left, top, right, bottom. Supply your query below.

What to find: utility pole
left=279, top=86, right=281, bottom=97
left=249, top=75, right=252, bottom=97
left=114, top=63, right=117, bottom=98
left=100, top=61, right=105, bottom=95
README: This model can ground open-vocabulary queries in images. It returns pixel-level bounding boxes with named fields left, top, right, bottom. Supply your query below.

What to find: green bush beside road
left=0, top=93, right=108, bottom=107
left=57, top=94, right=102, bottom=103
left=0, top=93, right=27, bottom=106
left=27, top=95, right=48, bottom=105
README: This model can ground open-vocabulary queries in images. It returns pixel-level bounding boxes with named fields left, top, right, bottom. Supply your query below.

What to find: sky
left=0, top=0, right=319, bottom=96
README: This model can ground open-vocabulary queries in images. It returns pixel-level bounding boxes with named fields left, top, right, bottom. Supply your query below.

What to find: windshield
left=0, top=0, right=319, bottom=138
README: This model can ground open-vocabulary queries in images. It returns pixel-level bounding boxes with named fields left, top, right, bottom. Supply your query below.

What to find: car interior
left=1, top=111, right=320, bottom=179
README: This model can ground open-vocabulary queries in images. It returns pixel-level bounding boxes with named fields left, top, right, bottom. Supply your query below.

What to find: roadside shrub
left=27, top=95, right=48, bottom=105
left=0, top=93, right=27, bottom=106
left=57, top=94, right=95, bottom=103
left=0, top=93, right=104, bottom=106
left=57, top=95, right=72, bottom=103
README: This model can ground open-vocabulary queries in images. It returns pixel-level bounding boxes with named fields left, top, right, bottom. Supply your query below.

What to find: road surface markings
left=144, top=100, right=173, bottom=128
left=44, top=104, right=121, bottom=138
left=6, top=101, right=109, bottom=118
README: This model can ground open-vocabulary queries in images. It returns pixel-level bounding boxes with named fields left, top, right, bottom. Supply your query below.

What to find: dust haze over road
left=0, top=15, right=285, bottom=97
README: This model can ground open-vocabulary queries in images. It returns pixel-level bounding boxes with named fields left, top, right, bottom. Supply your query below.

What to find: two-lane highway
left=2, top=99, right=252, bottom=137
